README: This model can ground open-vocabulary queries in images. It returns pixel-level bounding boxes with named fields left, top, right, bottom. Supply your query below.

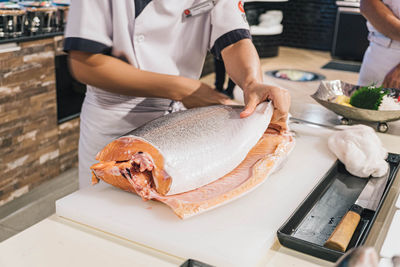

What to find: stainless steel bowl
left=311, top=80, right=400, bottom=123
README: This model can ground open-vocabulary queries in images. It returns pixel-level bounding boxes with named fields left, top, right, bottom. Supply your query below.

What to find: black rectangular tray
left=277, top=153, right=400, bottom=262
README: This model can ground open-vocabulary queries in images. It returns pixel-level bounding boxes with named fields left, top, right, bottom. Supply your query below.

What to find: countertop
left=1, top=103, right=399, bottom=267
left=1, top=47, right=399, bottom=266
left=0, top=32, right=64, bottom=45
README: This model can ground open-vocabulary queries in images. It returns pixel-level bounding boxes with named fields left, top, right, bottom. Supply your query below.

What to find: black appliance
left=55, top=54, right=86, bottom=124
left=331, top=4, right=369, bottom=61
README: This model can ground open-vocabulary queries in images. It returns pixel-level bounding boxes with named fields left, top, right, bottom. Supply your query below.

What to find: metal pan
left=277, top=153, right=400, bottom=262
left=311, top=80, right=400, bottom=132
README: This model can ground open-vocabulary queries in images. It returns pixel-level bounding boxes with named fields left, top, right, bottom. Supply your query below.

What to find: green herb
left=349, top=85, right=388, bottom=110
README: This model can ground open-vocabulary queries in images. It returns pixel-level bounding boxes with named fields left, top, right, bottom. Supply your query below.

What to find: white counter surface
left=0, top=215, right=182, bottom=267
left=0, top=214, right=334, bottom=267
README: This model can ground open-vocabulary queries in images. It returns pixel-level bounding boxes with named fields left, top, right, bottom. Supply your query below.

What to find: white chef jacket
left=358, top=0, right=400, bottom=86
left=64, top=0, right=251, bottom=188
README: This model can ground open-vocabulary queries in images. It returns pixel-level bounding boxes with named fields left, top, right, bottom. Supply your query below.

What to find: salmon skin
left=91, top=102, right=295, bottom=218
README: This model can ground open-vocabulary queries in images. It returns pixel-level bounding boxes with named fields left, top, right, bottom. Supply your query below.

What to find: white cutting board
left=56, top=124, right=336, bottom=267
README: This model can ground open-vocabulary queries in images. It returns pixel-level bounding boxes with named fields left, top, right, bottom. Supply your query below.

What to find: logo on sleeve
left=238, top=1, right=247, bottom=23
left=238, top=1, right=245, bottom=13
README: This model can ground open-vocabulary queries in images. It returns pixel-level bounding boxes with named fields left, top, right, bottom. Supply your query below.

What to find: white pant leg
left=78, top=99, right=169, bottom=188
left=358, top=42, right=400, bottom=86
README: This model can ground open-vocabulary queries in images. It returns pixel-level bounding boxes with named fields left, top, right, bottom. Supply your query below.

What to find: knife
left=324, top=169, right=390, bottom=252
left=289, top=117, right=339, bottom=131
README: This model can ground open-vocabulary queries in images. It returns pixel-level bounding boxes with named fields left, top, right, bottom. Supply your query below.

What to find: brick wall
left=245, top=0, right=338, bottom=51
left=0, top=37, right=79, bottom=206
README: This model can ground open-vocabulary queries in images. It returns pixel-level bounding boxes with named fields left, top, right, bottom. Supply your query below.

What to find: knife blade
left=289, top=117, right=339, bottom=131
left=324, top=169, right=390, bottom=252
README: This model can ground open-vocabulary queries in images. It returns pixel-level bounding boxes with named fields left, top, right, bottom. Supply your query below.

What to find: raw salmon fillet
left=91, top=103, right=294, bottom=218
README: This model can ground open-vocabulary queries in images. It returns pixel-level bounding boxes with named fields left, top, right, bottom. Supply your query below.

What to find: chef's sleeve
left=210, top=0, right=251, bottom=59
left=64, top=0, right=113, bottom=54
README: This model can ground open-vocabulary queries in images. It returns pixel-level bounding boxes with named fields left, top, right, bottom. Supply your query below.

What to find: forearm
left=68, top=51, right=199, bottom=101
left=220, top=38, right=262, bottom=90
left=383, top=62, right=400, bottom=88
left=360, top=0, right=400, bottom=41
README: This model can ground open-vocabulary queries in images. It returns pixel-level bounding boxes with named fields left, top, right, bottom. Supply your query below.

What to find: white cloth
left=358, top=0, right=400, bottom=86
left=328, top=125, right=388, bottom=178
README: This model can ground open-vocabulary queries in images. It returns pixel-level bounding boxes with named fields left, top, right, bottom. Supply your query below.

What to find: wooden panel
left=0, top=37, right=79, bottom=206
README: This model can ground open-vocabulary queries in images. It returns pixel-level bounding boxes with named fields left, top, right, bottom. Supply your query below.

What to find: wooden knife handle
left=324, top=204, right=363, bottom=252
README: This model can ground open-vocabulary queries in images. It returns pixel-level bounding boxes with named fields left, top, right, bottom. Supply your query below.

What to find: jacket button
left=137, top=35, right=145, bottom=43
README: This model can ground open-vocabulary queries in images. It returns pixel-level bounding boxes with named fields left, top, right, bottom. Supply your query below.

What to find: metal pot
left=0, top=8, right=26, bottom=38
left=24, top=6, right=57, bottom=34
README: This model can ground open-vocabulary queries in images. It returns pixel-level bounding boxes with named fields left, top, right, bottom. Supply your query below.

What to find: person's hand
left=181, top=82, right=236, bottom=108
left=383, top=64, right=400, bottom=88
left=240, top=82, right=290, bottom=118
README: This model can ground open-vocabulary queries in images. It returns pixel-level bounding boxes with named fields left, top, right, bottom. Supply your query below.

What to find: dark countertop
left=0, top=32, right=64, bottom=45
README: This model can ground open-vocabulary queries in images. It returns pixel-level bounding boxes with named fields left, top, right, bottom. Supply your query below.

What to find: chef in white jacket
left=358, top=0, right=400, bottom=88
left=65, top=0, right=290, bottom=188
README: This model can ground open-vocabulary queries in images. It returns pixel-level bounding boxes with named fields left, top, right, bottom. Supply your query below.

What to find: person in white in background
left=358, top=0, right=400, bottom=88
left=65, top=0, right=290, bottom=188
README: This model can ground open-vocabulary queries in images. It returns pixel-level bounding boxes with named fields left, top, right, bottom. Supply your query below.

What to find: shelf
left=0, top=32, right=64, bottom=45
left=336, top=1, right=360, bottom=7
